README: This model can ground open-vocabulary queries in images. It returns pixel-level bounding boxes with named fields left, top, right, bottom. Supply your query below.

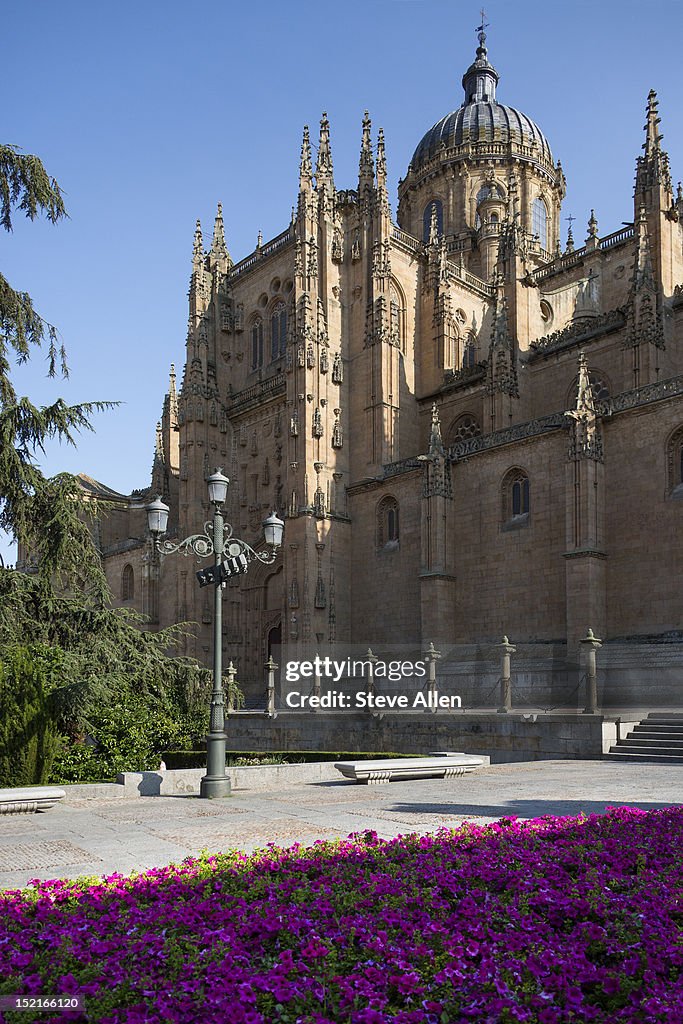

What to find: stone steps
left=607, top=714, right=683, bottom=764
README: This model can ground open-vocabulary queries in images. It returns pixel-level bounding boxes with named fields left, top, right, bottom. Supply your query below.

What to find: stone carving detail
left=332, top=409, right=343, bottom=449
left=331, top=229, right=343, bottom=262
left=290, top=410, right=299, bottom=437
left=320, top=347, right=329, bottom=374
left=297, top=343, right=306, bottom=368
left=421, top=404, right=452, bottom=499
left=307, top=236, right=318, bottom=278
left=530, top=307, right=626, bottom=356
left=623, top=206, right=665, bottom=351
left=312, top=407, right=324, bottom=438
left=332, top=352, right=343, bottom=384
left=262, top=458, right=270, bottom=486
left=251, top=431, right=258, bottom=456
left=351, top=233, right=361, bottom=261
left=219, top=409, right=228, bottom=433
left=307, top=343, right=315, bottom=369
left=565, top=352, right=604, bottom=462
left=209, top=403, right=218, bottom=427
left=486, top=277, right=518, bottom=397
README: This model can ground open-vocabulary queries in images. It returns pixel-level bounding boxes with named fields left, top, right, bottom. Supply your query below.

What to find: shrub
left=0, top=645, right=61, bottom=787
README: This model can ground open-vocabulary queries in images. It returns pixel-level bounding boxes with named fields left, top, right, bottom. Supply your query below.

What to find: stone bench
left=334, top=753, right=487, bottom=784
left=0, top=787, right=66, bottom=814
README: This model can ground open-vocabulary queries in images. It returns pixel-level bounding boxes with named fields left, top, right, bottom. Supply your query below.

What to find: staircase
left=607, top=714, right=683, bottom=763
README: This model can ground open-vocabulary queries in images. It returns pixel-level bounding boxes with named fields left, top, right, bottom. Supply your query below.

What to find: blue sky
left=3, top=0, right=682, bottom=564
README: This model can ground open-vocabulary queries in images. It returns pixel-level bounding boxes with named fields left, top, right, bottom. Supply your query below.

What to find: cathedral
left=88, top=25, right=683, bottom=698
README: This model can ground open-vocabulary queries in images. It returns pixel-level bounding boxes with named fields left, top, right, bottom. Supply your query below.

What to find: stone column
left=580, top=628, right=602, bottom=714
left=265, top=655, right=277, bottom=717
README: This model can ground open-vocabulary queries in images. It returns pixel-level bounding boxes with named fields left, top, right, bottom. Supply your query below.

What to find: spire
left=635, top=90, right=673, bottom=199
left=299, top=124, right=313, bottom=192
left=376, top=127, right=387, bottom=189
left=462, top=13, right=499, bottom=104
left=192, top=219, right=204, bottom=268
left=315, top=112, right=334, bottom=189
left=210, top=202, right=231, bottom=267
left=565, top=214, right=575, bottom=253
left=566, top=351, right=603, bottom=461
left=428, top=402, right=445, bottom=457
left=587, top=209, right=598, bottom=238
left=358, top=111, right=375, bottom=194
left=168, top=363, right=178, bottom=422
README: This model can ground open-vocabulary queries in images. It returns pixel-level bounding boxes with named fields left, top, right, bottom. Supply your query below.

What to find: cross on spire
left=565, top=214, right=576, bottom=227
left=477, top=8, right=489, bottom=47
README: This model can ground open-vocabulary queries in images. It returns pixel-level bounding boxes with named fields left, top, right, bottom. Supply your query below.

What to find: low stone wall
left=219, top=712, right=626, bottom=763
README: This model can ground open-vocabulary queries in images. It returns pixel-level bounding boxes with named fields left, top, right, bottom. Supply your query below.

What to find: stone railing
left=443, top=362, right=487, bottom=389
left=409, top=140, right=556, bottom=181
left=229, top=228, right=294, bottom=280
left=383, top=456, right=423, bottom=479
left=228, top=373, right=286, bottom=414
left=599, top=225, right=635, bottom=251
left=448, top=411, right=568, bottom=461
left=529, top=307, right=626, bottom=357
left=392, top=227, right=423, bottom=254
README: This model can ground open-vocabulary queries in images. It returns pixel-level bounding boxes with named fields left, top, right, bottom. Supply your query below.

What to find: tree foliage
left=0, top=644, right=61, bottom=787
left=0, top=146, right=233, bottom=785
left=0, top=143, right=115, bottom=580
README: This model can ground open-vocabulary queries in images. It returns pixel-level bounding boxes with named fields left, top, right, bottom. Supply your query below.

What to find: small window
left=270, top=303, right=287, bottom=361
left=540, top=300, right=553, bottom=325
left=377, top=495, right=400, bottom=550
left=423, top=199, right=443, bottom=242
left=122, top=564, right=134, bottom=602
left=532, top=198, right=548, bottom=250
left=250, top=318, right=264, bottom=369
left=502, top=469, right=530, bottom=529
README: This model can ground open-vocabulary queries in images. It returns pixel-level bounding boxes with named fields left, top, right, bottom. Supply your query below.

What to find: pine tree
left=0, top=144, right=113, bottom=590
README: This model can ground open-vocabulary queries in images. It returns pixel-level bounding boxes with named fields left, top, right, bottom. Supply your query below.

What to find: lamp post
left=146, top=469, right=284, bottom=798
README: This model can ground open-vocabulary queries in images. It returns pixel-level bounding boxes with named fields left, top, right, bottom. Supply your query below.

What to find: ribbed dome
left=411, top=102, right=553, bottom=170
left=409, top=30, right=553, bottom=173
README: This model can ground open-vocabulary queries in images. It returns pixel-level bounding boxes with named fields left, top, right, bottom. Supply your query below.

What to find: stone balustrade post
left=580, top=628, right=602, bottom=714
left=226, top=660, right=237, bottom=715
left=495, top=636, right=516, bottom=713
left=423, top=641, right=442, bottom=713
left=265, top=655, right=277, bottom=717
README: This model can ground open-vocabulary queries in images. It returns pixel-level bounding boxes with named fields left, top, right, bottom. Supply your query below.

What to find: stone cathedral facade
left=92, top=28, right=683, bottom=696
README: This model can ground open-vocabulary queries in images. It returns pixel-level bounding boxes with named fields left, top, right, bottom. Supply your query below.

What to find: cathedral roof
left=409, top=28, right=553, bottom=173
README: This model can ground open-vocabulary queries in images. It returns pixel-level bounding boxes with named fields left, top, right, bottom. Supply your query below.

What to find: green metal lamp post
left=146, top=470, right=284, bottom=799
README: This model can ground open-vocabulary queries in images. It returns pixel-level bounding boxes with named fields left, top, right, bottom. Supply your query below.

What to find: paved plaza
left=1, top=759, right=683, bottom=891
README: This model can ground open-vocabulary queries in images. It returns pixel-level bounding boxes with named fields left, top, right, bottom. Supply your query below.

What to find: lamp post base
left=199, top=775, right=232, bottom=799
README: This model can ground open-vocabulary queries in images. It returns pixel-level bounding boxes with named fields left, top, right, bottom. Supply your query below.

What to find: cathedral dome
left=409, top=31, right=553, bottom=173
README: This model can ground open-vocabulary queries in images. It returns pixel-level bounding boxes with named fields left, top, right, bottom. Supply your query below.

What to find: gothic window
left=389, top=280, right=406, bottom=351
left=666, top=425, right=683, bottom=496
left=490, top=212, right=499, bottom=225
left=270, top=302, right=287, bottom=361
left=377, top=495, right=399, bottom=550
left=250, top=317, right=263, bottom=369
left=422, top=199, right=443, bottom=242
left=502, top=468, right=530, bottom=528
left=462, top=337, right=477, bottom=368
left=532, top=198, right=548, bottom=250
left=449, top=414, right=482, bottom=445
left=121, top=564, right=134, bottom=602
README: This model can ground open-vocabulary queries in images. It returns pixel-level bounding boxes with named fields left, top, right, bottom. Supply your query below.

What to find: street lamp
left=145, top=469, right=284, bottom=798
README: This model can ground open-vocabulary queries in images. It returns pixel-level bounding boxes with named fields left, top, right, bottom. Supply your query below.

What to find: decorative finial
left=256, top=229, right=263, bottom=249
left=565, top=213, right=575, bottom=253
left=299, top=124, right=313, bottom=191
left=316, top=112, right=334, bottom=185
left=588, top=209, right=598, bottom=238
left=359, top=110, right=374, bottom=186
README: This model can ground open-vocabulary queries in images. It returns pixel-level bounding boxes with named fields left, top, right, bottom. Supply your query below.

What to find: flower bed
left=1, top=807, right=683, bottom=1022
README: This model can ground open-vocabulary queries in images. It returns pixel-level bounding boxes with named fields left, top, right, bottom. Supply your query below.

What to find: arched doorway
left=267, top=622, right=282, bottom=662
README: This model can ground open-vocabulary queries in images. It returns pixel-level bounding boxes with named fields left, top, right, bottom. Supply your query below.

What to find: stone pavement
left=1, top=759, right=683, bottom=891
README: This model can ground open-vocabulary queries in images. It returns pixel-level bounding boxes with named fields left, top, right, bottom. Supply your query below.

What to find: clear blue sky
left=3, top=0, right=682, bottom=564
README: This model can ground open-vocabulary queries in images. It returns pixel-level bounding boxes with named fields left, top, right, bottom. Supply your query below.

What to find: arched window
left=667, top=425, right=683, bottom=496
left=270, top=303, right=287, bottom=361
left=377, top=495, right=400, bottom=550
left=449, top=414, right=482, bottom=445
left=476, top=183, right=504, bottom=205
left=250, top=317, right=263, bottom=369
left=502, top=469, right=530, bottom=528
left=423, top=199, right=443, bottom=242
left=122, top=564, right=134, bottom=601
left=462, top=336, right=477, bottom=368
left=532, top=198, right=548, bottom=250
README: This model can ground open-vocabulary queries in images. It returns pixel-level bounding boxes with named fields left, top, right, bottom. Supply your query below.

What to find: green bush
left=0, top=645, right=61, bottom=787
